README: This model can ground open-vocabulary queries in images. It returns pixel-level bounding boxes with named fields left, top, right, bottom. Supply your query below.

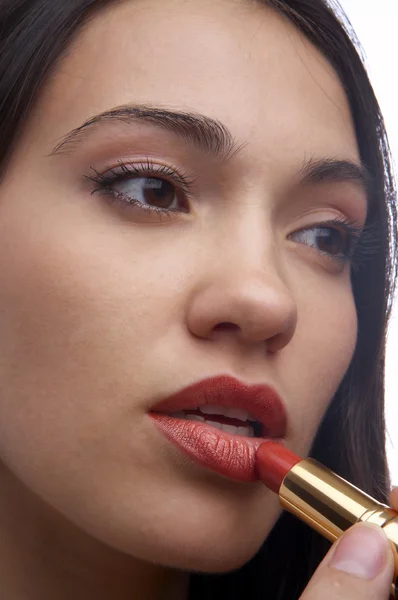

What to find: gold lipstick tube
left=279, top=458, right=398, bottom=598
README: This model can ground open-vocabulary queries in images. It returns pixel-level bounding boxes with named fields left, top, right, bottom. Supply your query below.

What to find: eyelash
left=86, top=160, right=379, bottom=268
left=289, top=217, right=374, bottom=269
left=86, top=159, right=196, bottom=218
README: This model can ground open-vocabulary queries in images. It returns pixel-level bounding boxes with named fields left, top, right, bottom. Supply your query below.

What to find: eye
left=289, top=219, right=362, bottom=262
left=113, top=176, right=179, bottom=210
left=292, top=226, right=348, bottom=256
left=86, top=160, right=195, bottom=218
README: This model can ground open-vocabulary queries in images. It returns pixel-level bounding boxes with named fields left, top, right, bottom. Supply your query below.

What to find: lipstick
left=149, top=375, right=287, bottom=483
left=255, top=442, right=398, bottom=598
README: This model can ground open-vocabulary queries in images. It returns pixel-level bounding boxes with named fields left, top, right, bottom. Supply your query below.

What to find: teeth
left=169, top=411, right=205, bottom=422
left=169, top=411, right=186, bottom=419
left=168, top=412, right=255, bottom=437
left=237, top=425, right=254, bottom=437
left=210, top=421, right=255, bottom=437
left=203, top=419, right=224, bottom=431
left=186, top=414, right=204, bottom=422
left=198, top=404, right=254, bottom=421
left=220, top=424, right=238, bottom=435
left=227, top=407, right=252, bottom=421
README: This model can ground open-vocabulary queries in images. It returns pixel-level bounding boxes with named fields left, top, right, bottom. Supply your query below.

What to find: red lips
left=148, top=375, right=287, bottom=482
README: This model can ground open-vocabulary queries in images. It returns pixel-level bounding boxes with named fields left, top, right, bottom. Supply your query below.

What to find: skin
left=0, top=0, right=396, bottom=599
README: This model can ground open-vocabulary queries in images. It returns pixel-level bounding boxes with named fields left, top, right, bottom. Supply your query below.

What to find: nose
left=186, top=236, right=297, bottom=354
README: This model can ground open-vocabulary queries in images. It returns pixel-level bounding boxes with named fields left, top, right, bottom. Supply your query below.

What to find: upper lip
left=150, top=374, right=287, bottom=438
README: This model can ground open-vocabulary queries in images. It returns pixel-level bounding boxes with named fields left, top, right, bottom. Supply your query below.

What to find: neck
left=0, top=464, right=190, bottom=600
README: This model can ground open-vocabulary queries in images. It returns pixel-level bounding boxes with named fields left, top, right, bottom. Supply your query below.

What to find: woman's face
left=0, top=0, right=366, bottom=573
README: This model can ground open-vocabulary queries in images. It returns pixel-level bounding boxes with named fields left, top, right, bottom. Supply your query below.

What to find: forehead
left=29, top=0, right=359, bottom=163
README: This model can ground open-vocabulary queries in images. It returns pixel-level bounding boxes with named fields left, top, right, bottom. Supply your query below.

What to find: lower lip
left=149, top=413, right=276, bottom=482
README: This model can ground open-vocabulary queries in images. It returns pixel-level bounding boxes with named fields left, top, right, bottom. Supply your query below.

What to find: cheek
left=289, top=278, right=358, bottom=454
left=0, top=197, right=168, bottom=453
left=0, top=206, right=278, bottom=570
left=0, top=197, right=193, bottom=548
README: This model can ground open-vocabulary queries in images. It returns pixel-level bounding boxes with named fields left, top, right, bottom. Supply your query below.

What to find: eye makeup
left=85, top=156, right=378, bottom=270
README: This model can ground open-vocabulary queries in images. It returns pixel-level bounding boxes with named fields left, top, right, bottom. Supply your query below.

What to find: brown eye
left=114, top=177, right=178, bottom=209
left=291, top=226, right=350, bottom=259
left=313, top=227, right=348, bottom=256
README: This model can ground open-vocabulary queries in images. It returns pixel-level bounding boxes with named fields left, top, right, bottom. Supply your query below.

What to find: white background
left=339, top=0, right=398, bottom=485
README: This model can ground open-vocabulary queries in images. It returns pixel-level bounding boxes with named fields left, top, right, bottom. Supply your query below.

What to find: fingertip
left=302, top=523, right=395, bottom=599
left=329, top=523, right=392, bottom=580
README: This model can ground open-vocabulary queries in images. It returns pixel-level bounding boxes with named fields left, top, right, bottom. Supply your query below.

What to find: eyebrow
left=299, top=156, right=372, bottom=195
left=50, top=104, right=243, bottom=160
left=50, top=103, right=372, bottom=196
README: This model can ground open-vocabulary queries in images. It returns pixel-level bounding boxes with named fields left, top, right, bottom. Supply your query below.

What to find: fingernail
left=330, top=524, right=388, bottom=579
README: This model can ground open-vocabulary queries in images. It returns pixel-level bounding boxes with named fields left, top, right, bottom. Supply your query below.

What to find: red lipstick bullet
left=255, top=441, right=398, bottom=597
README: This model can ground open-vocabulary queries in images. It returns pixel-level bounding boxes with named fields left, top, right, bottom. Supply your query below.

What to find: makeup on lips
left=149, top=379, right=397, bottom=596
left=148, top=375, right=287, bottom=482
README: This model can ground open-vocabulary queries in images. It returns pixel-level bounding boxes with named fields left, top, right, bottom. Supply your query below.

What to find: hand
left=299, top=488, right=398, bottom=600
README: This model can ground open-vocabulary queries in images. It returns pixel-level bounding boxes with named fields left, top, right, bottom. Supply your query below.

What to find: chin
left=126, top=517, right=273, bottom=574
left=150, top=538, right=264, bottom=574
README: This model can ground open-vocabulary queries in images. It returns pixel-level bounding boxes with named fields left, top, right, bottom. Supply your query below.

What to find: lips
left=148, top=375, right=287, bottom=482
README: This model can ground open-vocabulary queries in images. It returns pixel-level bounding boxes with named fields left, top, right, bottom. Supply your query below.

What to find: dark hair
left=0, top=1, right=396, bottom=598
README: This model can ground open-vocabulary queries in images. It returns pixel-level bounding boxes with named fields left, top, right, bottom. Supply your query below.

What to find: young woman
left=0, top=0, right=396, bottom=599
